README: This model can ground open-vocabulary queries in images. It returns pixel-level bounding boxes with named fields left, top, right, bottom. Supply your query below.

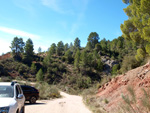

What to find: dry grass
left=82, top=86, right=107, bottom=113
left=116, top=87, right=150, bottom=113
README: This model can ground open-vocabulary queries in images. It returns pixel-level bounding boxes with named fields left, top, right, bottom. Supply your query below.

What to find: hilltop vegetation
left=0, top=31, right=147, bottom=93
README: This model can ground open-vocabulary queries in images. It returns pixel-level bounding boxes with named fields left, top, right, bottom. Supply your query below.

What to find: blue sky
left=0, top=0, right=128, bottom=55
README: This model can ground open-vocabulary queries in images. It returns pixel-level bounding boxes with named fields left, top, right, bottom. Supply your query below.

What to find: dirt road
left=25, top=92, right=92, bottom=113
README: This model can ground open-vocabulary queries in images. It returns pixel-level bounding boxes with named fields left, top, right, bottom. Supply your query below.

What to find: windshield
left=0, top=86, right=14, bottom=98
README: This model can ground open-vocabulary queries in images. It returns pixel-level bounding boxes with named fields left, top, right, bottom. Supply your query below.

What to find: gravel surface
left=25, top=92, right=92, bottom=113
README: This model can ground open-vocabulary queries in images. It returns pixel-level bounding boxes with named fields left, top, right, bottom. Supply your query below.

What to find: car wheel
left=21, top=106, right=25, bottom=113
left=29, top=96, right=37, bottom=104
left=16, top=109, right=19, bottom=113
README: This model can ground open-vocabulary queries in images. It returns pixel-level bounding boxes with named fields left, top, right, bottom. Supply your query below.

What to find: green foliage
left=95, top=43, right=101, bottom=52
left=0, top=76, right=12, bottom=82
left=74, top=37, right=81, bottom=50
left=123, top=0, right=133, bottom=4
left=86, top=41, right=92, bottom=50
left=64, top=49, right=73, bottom=63
left=74, top=49, right=80, bottom=69
left=36, top=68, right=43, bottom=81
left=97, top=59, right=103, bottom=71
left=76, top=74, right=92, bottom=89
left=35, top=82, right=61, bottom=99
left=49, top=43, right=56, bottom=55
left=61, top=73, right=92, bottom=91
left=80, top=50, right=88, bottom=68
left=100, top=38, right=107, bottom=52
left=69, top=42, right=74, bottom=51
left=43, top=44, right=56, bottom=67
left=64, top=43, right=69, bottom=52
left=121, top=56, right=140, bottom=73
left=146, top=43, right=150, bottom=56
left=18, top=64, right=30, bottom=75
left=10, top=37, right=25, bottom=60
left=135, top=48, right=145, bottom=62
left=23, top=38, right=34, bottom=64
left=31, top=63, right=37, bottom=74
left=121, top=0, right=150, bottom=57
left=111, top=64, right=120, bottom=75
left=56, top=41, right=64, bottom=56
left=104, top=98, right=109, bottom=104
left=87, top=32, right=100, bottom=49
left=24, top=38, right=34, bottom=56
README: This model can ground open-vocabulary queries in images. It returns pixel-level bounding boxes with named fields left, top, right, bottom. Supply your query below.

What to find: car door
left=18, top=85, right=25, bottom=107
left=21, top=86, right=31, bottom=100
left=15, top=85, right=23, bottom=111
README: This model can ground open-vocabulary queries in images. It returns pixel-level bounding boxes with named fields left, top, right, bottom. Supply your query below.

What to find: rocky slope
left=97, top=62, right=150, bottom=112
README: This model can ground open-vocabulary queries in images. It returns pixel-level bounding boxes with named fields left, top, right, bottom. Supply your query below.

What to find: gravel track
left=25, top=92, right=92, bottom=113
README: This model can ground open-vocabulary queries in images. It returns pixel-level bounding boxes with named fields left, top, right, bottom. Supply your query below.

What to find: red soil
left=0, top=53, right=11, bottom=60
left=97, top=62, right=150, bottom=112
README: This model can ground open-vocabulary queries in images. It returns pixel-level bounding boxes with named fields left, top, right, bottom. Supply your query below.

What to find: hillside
left=0, top=53, right=11, bottom=60
left=96, top=62, right=150, bottom=112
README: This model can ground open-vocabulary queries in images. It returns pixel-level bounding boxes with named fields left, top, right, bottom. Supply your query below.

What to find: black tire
left=21, top=106, right=25, bottom=113
left=16, top=109, right=19, bottom=113
left=29, top=96, right=37, bottom=104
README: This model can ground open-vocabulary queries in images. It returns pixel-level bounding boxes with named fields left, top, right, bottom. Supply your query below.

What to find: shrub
left=0, top=76, right=12, bottom=82
left=111, top=64, right=120, bottom=75
left=36, top=69, right=43, bottom=81
left=119, top=87, right=150, bottom=113
left=121, top=56, right=140, bottom=73
left=35, top=82, right=61, bottom=99
left=82, top=86, right=106, bottom=113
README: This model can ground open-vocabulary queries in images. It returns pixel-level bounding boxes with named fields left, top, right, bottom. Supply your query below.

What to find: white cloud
left=0, top=39, right=11, bottom=55
left=41, top=0, right=74, bottom=14
left=41, top=0, right=64, bottom=14
left=0, top=26, right=41, bottom=40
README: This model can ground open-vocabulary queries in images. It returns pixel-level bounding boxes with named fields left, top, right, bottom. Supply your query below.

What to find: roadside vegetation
left=35, top=82, right=61, bottom=99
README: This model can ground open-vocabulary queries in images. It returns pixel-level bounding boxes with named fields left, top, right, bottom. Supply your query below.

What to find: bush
left=111, top=64, right=120, bottom=75
left=0, top=76, right=12, bottom=82
left=82, top=86, right=106, bottom=113
left=76, top=75, right=92, bottom=89
left=36, top=69, right=43, bottom=81
left=35, top=82, right=61, bottom=99
left=121, top=56, right=140, bottom=73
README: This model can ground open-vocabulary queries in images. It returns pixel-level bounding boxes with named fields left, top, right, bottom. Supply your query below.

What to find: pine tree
left=64, top=43, right=69, bottom=52
left=74, top=37, right=81, bottom=50
left=31, top=63, right=37, bottom=74
left=87, top=32, right=100, bottom=49
left=97, top=59, right=103, bottom=71
left=64, top=49, right=72, bottom=63
left=121, top=0, right=150, bottom=58
left=56, top=41, right=64, bottom=56
left=10, top=37, right=25, bottom=60
left=23, top=38, right=34, bottom=64
left=80, top=50, right=88, bottom=68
